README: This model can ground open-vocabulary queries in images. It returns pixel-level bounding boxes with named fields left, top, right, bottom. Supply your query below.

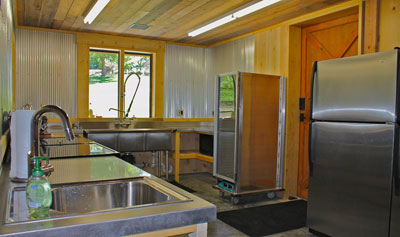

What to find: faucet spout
left=29, top=105, right=74, bottom=177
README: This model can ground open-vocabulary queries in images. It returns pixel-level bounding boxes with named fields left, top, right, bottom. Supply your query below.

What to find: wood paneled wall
left=379, top=0, right=400, bottom=51
left=254, top=27, right=281, bottom=75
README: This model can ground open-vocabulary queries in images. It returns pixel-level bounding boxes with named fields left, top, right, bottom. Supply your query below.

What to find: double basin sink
left=7, top=177, right=190, bottom=223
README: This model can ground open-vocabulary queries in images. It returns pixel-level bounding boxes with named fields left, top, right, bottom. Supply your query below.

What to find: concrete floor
left=177, top=173, right=315, bottom=237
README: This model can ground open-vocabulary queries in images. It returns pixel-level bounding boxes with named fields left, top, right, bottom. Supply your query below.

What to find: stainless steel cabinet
left=213, top=72, right=286, bottom=196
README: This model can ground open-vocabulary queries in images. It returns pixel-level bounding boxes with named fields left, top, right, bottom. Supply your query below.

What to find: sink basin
left=6, top=178, right=190, bottom=223
left=51, top=179, right=177, bottom=214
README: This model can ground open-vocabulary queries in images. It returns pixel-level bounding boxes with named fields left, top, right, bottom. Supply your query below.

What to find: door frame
left=298, top=13, right=359, bottom=199
left=283, top=2, right=369, bottom=199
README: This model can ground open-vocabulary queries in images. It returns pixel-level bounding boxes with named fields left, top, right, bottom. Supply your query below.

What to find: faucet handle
left=41, top=163, right=54, bottom=177
left=40, top=157, right=54, bottom=177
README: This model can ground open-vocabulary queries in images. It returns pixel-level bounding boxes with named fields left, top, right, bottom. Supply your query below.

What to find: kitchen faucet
left=123, top=72, right=141, bottom=118
left=108, top=72, right=141, bottom=119
left=28, top=105, right=75, bottom=177
left=109, top=108, right=125, bottom=113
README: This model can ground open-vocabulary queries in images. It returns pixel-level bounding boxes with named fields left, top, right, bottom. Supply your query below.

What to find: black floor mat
left=169, top=181, right=196, bottom=193
left=217, top=200, right=307, bottom=237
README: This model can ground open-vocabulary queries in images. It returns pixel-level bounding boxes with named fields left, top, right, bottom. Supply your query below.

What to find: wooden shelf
left=174, top=130, right=214, bottom=182
left=180, top=152, right=213, bottom=163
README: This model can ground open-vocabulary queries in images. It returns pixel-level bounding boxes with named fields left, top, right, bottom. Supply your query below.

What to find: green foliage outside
left=89, top=52, right=119, bottom=85
left=89, top=52, right=150, bottom=85
left=89, top=74, right=118, bottom=84
left=89, top=52, right=118, bottom=71
left=124, top=55, right=150, bottom=76
left=220, top=75, right=235, bottom=109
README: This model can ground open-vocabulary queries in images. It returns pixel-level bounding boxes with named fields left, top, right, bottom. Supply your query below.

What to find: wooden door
left=298, top=14, right=359, bottom=199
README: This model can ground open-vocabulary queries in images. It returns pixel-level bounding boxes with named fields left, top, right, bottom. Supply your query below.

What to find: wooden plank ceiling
left=17, top=0, right=350, bottom=46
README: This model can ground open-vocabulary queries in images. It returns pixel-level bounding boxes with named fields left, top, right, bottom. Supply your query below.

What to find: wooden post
left=174, top=131, right=181, bottom=182
left=363, top=0, right=380, bottom=53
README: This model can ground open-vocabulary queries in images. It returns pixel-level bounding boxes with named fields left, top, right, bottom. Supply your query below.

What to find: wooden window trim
left=76, top=32, right=165, bottom=119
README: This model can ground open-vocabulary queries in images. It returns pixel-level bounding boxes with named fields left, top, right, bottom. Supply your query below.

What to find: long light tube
left=84, top=0, right=110, bottom=24
left=188, top=0, right=281, bottom=37
left=188, top=15, right=235, bottom=37
left=233, top=0, right=281, bottom=18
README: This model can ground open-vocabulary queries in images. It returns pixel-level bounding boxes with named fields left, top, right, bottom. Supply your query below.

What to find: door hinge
left=299, top=98, right=305, bottom=111
left=300, top=113, right=305, bottom=122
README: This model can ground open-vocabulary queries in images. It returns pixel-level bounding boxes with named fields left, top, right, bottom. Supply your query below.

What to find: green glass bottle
left=26, top=157, right=52, bottom=219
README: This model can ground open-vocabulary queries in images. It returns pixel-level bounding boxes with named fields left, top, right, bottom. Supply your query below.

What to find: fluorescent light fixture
left=233, top=0, right=281, bottom=18
left=84, top=0, right=110, bottom=24
left=188, top=0, right=281, bottom=37
left=188, top=15, right=235, bottom=37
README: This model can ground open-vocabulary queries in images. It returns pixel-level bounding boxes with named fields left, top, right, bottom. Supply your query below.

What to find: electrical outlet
left=178, top=110, right=183, bottom=116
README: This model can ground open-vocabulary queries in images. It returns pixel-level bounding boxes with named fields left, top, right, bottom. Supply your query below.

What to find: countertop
left=176, top=127, right=214, bottom=135
left=84, top=128, right=177, bottom=133
left=40, top=137, right=119, bottom=159
left=84, top=127, right=214, bottom=135
left=0, top=156, right=216, bottom=236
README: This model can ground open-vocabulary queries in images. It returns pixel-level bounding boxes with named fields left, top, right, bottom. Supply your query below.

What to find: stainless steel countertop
left=177, top=128, right=214, bottom=135
left=40, top=136, right=94, bottom=145
left=84, top=127, right=214, bottom=135
left=84, top=128, right=177, bottom=133
left=0, top=156, right=216, bottom=236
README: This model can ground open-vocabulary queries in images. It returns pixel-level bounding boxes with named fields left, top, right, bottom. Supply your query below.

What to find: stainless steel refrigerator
left=307, top=49, right=400, bottom=237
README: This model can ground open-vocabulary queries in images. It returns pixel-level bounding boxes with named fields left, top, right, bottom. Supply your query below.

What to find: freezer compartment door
left=307, top=122, right=393, bottom=237
left=312, top=50, right=399, bottom=122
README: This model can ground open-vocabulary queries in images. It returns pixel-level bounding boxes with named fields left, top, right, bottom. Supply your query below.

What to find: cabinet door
left=214, top=74, right=237, bottom=182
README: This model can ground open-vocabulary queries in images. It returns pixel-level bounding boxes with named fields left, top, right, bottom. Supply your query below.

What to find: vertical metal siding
left=163, top=36, right=254, bottom=118
left=164, top=44, right=207, bottom=118
left=16, top=29, right=77, bottom=118
left=207, top=35, right=254, bottom=77
left=205, top=35, right=254, bottom=117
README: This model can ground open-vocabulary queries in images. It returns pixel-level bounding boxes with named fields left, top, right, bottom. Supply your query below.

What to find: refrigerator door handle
left=308, top=61, right=317, bottom=177
left=310, top=61, right=318, bottom=118
left=309, top=123, right=314, bottom=177
left=395, top=49, right=400, bottom=196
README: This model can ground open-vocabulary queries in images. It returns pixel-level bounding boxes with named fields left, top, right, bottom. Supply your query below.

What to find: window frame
left=123, top=51, right=153, bottom=118
left=88, top=47, right=153, bottom=119
left=89, top=48, right=121, bottom=118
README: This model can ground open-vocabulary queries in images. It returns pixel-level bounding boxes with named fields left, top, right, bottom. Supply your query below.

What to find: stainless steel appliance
left=307, top=49, right=400, bottom=236
left=213, top=72, right=286, bottom=204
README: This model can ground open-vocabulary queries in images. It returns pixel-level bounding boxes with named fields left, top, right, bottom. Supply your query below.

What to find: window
left=123, top=53, right=151, bottom=118
left=88, top=48, right=152, bottom=118
left=89, top=49, right=119, bottom=118
left=219, top=75, right=235, bottom=119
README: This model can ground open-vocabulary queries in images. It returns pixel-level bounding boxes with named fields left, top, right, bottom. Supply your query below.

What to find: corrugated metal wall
left=164, top=44, right=207, bottom=118
left=0, top=0, right=14, bottom=136
left=164, top=36, right=254, bottom=118
left=16, top=29, right=77, bottom=118
left=207, top=35, right=255, bottom=76
left=205, top=35, right=255, bottom=117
